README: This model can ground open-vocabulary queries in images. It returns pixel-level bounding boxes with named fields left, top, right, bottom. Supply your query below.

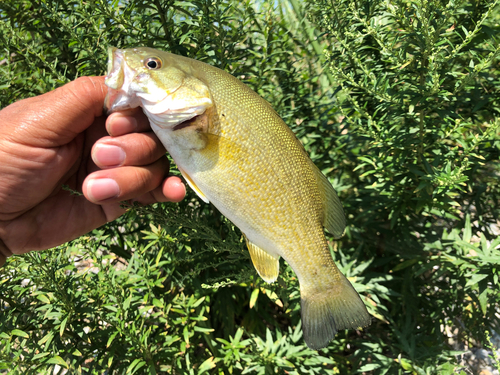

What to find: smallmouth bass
left=104, top=47, right=371, bottom=349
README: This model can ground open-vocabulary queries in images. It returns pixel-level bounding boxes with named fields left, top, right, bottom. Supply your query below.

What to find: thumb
left=1, top=76, right=108, bottom=148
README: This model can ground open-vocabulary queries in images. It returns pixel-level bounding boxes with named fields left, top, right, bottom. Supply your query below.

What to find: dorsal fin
left=177, top=167, right=209, bottom=203
left=244, top=235, right=280, bottom=283
left=312, top=164, right=346, bottom=238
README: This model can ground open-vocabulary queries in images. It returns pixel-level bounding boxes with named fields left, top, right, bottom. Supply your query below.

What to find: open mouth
left=104, top=47, right=128, bottom=114
left=105, top=47, right=124, bottom=90
left=104, top=47, right=143, bottom=114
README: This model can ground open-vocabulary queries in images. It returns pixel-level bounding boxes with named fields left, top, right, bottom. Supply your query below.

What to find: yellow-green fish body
left=105, top=47, right=371, bottom=349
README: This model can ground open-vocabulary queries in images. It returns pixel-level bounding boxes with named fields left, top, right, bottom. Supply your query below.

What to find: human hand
left=0, top=76, right=186, bottom=266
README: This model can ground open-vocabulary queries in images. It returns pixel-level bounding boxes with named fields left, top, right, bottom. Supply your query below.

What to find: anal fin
left=244, top=235, right=280, bottom=283
left=178, top=167, right=210, bottom=203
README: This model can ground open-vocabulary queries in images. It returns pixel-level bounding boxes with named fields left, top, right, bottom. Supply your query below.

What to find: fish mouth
left=104, top=47, right=141, bottom=114
left=104, top=89, right=137, bottom=115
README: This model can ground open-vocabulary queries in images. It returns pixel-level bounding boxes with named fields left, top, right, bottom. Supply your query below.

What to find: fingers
left=95, top=107, right=164, bottom=169
left=87, top=100, right=186, bottom=205
left=92, top=132, right=166, bottom=169
left=162, top=176, right=186, bottom=202
left=131, top=175, right=186, bottom=205
left=82, top=160, right=186, bottom=205
left=83, top=157, right=166, bottom=202
left=106, top=108, right=151, bottom=136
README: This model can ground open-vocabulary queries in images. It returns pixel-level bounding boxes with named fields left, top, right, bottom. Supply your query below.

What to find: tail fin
left=301, top=273, right=371, bottom=350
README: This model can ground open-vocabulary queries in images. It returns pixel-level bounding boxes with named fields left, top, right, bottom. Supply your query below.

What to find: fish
left=104, top=46, right=371, bottom=350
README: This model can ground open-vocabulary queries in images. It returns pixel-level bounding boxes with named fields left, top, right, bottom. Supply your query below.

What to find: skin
left=0, top=76, right=186, bottom=266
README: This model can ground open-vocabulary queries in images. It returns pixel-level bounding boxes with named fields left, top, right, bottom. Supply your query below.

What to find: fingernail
left=93, top=144, right=126, bottom=167
left=87, top=178, right=120, bottom=201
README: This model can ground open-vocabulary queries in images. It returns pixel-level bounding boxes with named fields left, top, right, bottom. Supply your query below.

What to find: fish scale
left=104, top=46, right=371, bottom=349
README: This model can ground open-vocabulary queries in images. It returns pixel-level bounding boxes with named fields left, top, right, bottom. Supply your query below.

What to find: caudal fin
left=301, top=273, right=371, bottom=350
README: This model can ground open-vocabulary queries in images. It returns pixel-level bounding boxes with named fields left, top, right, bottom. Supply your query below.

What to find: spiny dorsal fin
left=312, top=164, right=346, bottom=238
left=178, top=167, right=209, bottom=203
left=244, top=235, right=280, bottom=283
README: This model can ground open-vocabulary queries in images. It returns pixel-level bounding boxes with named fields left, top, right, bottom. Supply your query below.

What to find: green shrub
left=1, top=0, right=499, bottom=374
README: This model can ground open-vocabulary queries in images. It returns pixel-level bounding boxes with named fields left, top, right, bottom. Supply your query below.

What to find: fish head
left=104, top=47, right=213, bottom=129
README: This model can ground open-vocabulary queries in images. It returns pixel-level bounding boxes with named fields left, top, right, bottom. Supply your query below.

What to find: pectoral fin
left=178, top=167, right=209, bottom=203
left=244, top=235, right=280, bottom=283
left=312, top=164, right=346, bottom=238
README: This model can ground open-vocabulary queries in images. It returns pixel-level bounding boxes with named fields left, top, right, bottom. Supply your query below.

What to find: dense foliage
left=1, top=0, right=499, bottom=374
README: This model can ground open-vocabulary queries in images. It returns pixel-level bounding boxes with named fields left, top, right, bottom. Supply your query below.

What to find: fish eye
left=145, top=57, right=162, bottom=69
